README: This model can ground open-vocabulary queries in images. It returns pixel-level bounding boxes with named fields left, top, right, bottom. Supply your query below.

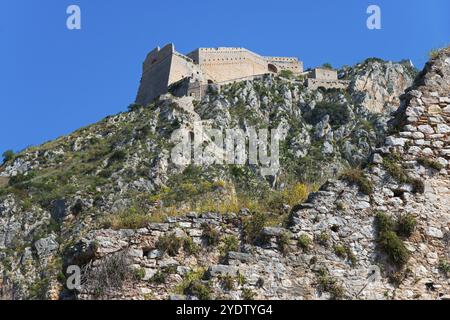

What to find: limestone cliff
left=345, top=59, right=417, bottom=113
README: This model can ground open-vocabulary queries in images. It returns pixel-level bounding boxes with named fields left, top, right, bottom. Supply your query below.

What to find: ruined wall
left=310, top=68, right=338, bottom=80
left=306, top=78, right=350, bottom=90
left=169, top=77, right=206, bottom=100
left=306, top=68, right=349, bottom=90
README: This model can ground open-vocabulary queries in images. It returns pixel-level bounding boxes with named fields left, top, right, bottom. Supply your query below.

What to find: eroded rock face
left=349, top=60, right=416, bottom=113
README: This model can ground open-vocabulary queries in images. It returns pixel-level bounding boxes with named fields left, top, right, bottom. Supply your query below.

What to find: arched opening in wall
left=268, top=64, right=278, bottom=73
left=267, top=63, right=278, bottom=73
left=207, top=79, right=214, bottom=84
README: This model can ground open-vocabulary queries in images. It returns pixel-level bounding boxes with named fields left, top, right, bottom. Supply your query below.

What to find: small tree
left=279, top=70, right=294, bottom=79
left=2, top=150, right=14, bottom=163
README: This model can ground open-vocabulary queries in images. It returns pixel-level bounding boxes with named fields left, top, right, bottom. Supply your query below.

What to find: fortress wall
left=136, top=44, right=175, bottom=105
left=310, top=68, right=337, bottom=81
left=168, top=53, right=202, bottom=86
left=137, top=45, right=304, bottom=104
left=186, top=49, right=200, bottom=64
left=195, top=48, right=269, bottom=83
left=266, top=57, right=303, bottom=73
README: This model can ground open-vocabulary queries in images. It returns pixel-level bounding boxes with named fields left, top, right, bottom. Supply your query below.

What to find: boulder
left=34, top=235, right=59, bottom=259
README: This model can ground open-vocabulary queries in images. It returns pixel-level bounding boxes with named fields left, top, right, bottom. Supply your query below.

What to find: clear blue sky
left=1, top=0, right=449, bottom=153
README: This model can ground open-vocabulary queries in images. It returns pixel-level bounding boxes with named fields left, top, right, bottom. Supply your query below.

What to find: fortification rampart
left=136, top=44, right=304, bottom=104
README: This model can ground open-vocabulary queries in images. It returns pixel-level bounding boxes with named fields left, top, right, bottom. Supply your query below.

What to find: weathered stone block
left=426, top=227, right=443, bottom=239
left=436, top=124, right=450, bottom=134
left=418, top=125, right=435, bottom=135
left=412, top=132, right=425, bottom=139
left=386, top=136, right=407, bottom=146
left=34, top=235, right=59, bottom=258
left=428, top=105, right=442, bottom=114
left=206, top=265, right=237, bottom=278
left=227, top=251, right=253, bottom=263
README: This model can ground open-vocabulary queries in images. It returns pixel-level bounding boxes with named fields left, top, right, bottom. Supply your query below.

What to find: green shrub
left=438, top=260, right=450, bottom=277
left=156, top=233, right=182, bottom=256
left=383, top=156, right=409, bottom=183
left=315, top=231, right=330, bottom=247
left=243, top=212, right=267, bottom=244
left=98, top=169, right=112, bottom=178
left=219, top=275, right=235, bottom=291
left=316, top=268, right=344, bottom=300
left=279, top=70, right=294, bottom=79
left=236, top=272, right=246, bottom=286
left=28, top=277, right=50, bottom=300
left=8, top=171, right=36, bottom=187
left=341, top=168, right=374, bottom=195
left=383, top=155, right=424, bottom=193
left=133, top=268, right=146, bottom=281
left=221, top=235, right=239, bottom=257
left=278, top=232, right=291, bottom=255
left=2, top=150, right=15, bottom=163
left=184, top=280, right=212, bottom=300
left=297, top=234, right=312, bottom=252
left=417, top=157, right=444, bottom=171
left=150, top=271, right=166, bottom=284
left=128, top=103, right=142, bottom=112
left=174, top=268, right=206, bottom=295
left=109, top=150, right=126, bottom=163
left=334, top=244, right=347, bottom=258
left=241, top=288, right=256, bottom=300
left=378, top=231, right=409, bottom=268
left=201, top=223, right=220, bottom=246
left=375, top=212, right=396, bottom=233
left=304, top=102, right=350, bottom=127
left=183, top=237, right=199, bottom=255
left=375, top=212, right=411, bottom=268
left=397, top=214, right=417, bottom=237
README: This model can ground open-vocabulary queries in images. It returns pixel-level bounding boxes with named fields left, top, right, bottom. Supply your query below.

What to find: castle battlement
left=136, top=43, right=304, bottom=105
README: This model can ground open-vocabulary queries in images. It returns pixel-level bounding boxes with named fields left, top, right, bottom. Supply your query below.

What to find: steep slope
left=0, top=57, right=421, bottom=299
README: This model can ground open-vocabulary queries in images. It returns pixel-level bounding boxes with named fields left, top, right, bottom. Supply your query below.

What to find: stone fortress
left=135, top=43, right=348, bottom=105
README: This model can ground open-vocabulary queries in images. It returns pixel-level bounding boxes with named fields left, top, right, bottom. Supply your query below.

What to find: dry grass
left=101, top=182, right=313, bottom=230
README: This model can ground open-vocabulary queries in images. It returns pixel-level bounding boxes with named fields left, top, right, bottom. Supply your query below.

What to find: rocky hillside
left=2, top=51, right=448, bottom=300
